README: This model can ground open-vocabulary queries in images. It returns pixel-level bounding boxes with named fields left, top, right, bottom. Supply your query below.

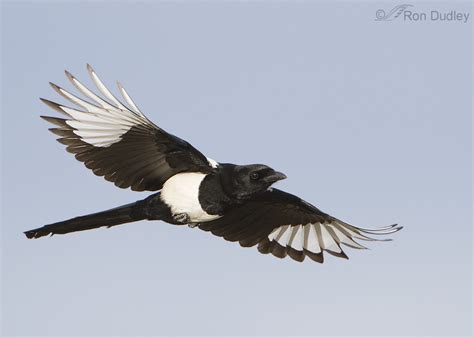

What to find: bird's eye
left=250, top=172, right=260, bottom=180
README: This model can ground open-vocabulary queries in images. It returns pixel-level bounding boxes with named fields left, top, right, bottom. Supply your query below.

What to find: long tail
left=24, top=201, right=148, bottom=239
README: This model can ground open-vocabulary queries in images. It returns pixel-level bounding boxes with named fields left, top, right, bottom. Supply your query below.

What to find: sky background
left=1, top=1, right=472, bottom=337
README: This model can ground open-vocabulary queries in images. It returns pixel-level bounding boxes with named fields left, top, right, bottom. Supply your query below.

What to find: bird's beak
left=264, top=171, right=287, bottom=183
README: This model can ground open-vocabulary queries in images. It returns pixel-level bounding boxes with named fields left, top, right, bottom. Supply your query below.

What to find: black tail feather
left=24, top=201, right=147, bottom=239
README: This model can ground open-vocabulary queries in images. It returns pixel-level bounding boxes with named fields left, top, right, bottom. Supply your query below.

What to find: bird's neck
left=198, top=169, right=239, bottom=216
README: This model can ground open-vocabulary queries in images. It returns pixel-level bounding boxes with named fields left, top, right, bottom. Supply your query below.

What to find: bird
left=24, top=64, right=402, bottom=263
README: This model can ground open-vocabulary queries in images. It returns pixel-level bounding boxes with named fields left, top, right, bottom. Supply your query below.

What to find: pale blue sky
left=2, top=1, right=472, bottom=336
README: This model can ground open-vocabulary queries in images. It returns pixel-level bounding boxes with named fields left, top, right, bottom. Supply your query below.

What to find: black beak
left=264, top=171, right=287, bottom=183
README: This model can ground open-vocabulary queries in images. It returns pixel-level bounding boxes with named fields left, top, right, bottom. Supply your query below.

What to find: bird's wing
left=198, top=188, right=402, bottom=263
left=41, top=65, right=217, bottom=191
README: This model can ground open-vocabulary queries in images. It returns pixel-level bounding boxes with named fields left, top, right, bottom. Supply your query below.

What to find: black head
left=220, top=164, right=287, bottom=200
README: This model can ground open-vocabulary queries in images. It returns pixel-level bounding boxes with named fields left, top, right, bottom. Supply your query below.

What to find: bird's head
left=223, top=164, right=287, bottom=200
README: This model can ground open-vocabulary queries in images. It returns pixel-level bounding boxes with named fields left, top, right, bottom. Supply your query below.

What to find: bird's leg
left=173, top=212, right=198, bottom=228
left=173, top=212, right=191, bottom=225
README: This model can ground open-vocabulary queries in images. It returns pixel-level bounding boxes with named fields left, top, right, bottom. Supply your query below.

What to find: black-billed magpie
left=24, top=65, right=402, bottom=263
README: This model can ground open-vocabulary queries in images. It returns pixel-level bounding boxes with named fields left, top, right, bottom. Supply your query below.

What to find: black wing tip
left=385, top=223, right=403, bottom=232
left=326, top=249, right=349, bottom=260
left=64, top=69, right=76, bottom=82
left=355, top=223, right=404, bottom=239
left=303, top=249, right=324, bottom=263
left=86, top=63, right=96, bottom=77
left=258, top=238, right=276, bottom=254
left=49, top=81, right=61, bottom=91
left=287, top=248, right=305, bottom=262
left=259, top=239, right=326, bottom=263
left=40, top=115, right=57, bottom=122
left=40, top=98, right=64, bottom=112
left=40, top=115, right=69, bottom=128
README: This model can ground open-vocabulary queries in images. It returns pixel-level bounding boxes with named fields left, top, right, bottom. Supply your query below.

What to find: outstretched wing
left=198, top=188, right=402, bottom=263
left=41, top=64, right=217, bottom=191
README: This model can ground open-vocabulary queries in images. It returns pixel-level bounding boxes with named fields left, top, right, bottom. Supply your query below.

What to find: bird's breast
left=160, top=172, right=221, bottom=223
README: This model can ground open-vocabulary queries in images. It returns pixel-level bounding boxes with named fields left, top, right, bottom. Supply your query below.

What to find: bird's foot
left=173, top=212, right=190, bottom=225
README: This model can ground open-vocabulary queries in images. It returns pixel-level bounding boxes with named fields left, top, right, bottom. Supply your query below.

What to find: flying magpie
left=24, top=65, right=402, bottom=263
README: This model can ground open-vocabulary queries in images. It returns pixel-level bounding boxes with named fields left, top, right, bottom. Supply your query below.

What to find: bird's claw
left=173, top=212, right=190, bottom=225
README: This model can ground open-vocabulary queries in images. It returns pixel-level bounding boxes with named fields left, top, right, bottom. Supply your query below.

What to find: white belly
left=160, top=172, right=220, bottom=223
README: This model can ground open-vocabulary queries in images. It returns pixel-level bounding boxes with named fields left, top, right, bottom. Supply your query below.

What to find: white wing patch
left=47, top=65, right=154, bottom=148
left=161, top=172, right=221, bottom=223
left=267, top=220, right=400, bottom=257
